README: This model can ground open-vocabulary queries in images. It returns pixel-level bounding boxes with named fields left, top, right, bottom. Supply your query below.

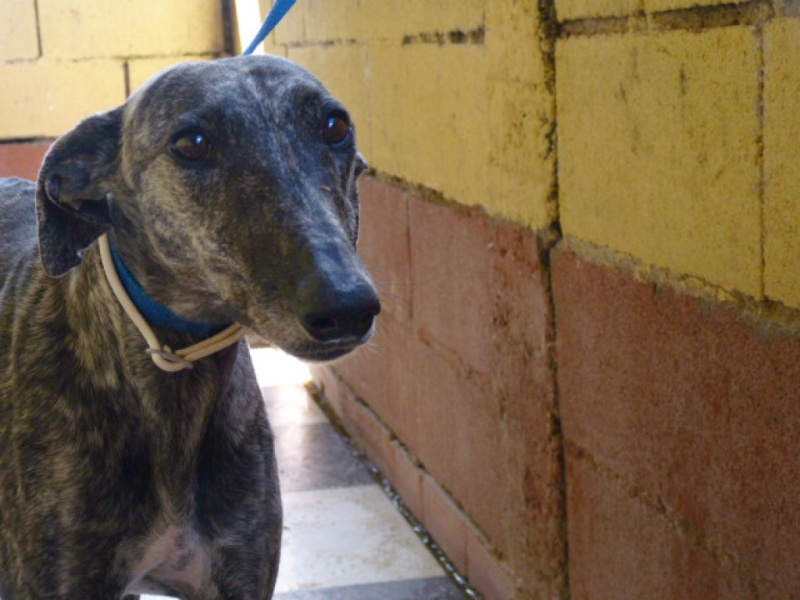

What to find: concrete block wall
left=262, top=1, right=800, bottom=598
left=4, top=1, right=800, bottom=597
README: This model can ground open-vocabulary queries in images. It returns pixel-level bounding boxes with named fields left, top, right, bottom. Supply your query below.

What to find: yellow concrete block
left=487, top=0, right=546, bottom=85
left=368, top=43, right=495, bottom=208
left=557, top=28, right=761, bottom=297
left=644, top=0, right=746, bottom=13
left=287, top=44, right=372, bottom=160
left=488, top=80, right=553, bottom=228
left=369, top=43, right=445, bottom=191
left=557, top=0, right=746, bottom=19
left=484, top=0, right=554, bottom=228
left=37, top=0, right=225, bottom=59
left=556, top=0, right=640, bottom=21
left=127, top=56, right=217, bottom=94
left=0, top=60, right=126, bottom=138
left=439, top=45, right=489, bottom=208
left=303, top=0, right=484, bottom=43
left=764, top=18, right=800, bottom=308
left=0, top=0, right=39, bottom=60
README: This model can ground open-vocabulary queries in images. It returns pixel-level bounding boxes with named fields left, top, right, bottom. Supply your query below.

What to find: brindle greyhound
left=0, top=55, right=379, bottom=598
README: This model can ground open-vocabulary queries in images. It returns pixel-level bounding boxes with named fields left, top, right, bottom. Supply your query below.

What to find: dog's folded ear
left=36, top=108, right=123, bottom=277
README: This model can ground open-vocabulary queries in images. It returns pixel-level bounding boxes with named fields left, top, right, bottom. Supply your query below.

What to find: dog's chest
left=124, top=524, right=212, bottom=595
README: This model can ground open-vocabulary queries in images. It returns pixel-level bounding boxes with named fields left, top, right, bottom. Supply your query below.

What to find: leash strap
left=98, top=234, right=248, bottom=372
left=242, top=0, right=298, bottom=55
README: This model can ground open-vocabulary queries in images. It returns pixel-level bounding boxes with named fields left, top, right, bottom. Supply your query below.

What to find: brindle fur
left=0, top=55, right=379, bottom=598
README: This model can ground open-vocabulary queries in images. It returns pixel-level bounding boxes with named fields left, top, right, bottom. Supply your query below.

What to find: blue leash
left=242, top=0, right=298, bottom=55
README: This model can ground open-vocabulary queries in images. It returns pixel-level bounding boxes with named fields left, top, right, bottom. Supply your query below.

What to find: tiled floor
left=144, top=347, right=466, bottom=599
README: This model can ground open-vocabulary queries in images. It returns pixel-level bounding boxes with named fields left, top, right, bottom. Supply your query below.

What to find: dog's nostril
left=306, top=315, right=339, bottom=336
left=301, top=301, right=379, bottom=343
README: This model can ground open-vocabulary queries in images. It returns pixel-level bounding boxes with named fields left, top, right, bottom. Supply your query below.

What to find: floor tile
left=251, top=346, right=311, bottom=388
left=263, top=383, right=328, bottom=429
left=273, top=576, right=466, bottom=599
left=275, top=486, right=446, bottom=594
left=274, top=421, right=375, bottom=493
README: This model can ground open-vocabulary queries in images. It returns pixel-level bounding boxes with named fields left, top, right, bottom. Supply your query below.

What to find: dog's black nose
left=299, top=283, right=381, bottom=343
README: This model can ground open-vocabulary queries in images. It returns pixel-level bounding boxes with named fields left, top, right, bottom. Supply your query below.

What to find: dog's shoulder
left=0, top=177, right=39, bottom=286
left=0, top=177, right=37, bottom=230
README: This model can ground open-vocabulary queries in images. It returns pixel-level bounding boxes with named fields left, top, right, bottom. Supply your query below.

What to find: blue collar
left=108, top=241, right=229, bottom=339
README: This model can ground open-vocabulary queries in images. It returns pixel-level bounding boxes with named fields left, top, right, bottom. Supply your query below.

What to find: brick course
left=553, top=245, right=800, bottom=596
left=319, top=176, right=566, bottom=599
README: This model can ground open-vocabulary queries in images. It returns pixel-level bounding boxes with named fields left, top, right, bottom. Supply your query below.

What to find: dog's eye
left=172, top=130, right=211, bottom=161
left=322, top=112, right=351, bottom=146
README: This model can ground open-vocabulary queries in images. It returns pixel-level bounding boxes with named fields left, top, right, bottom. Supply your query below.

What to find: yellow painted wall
left=0, top=0, right=226, bottom=138
left=5, top=0, right=800, bottom=309
left=260, top=0, right=555, bottom=230
left=257, top=1, right=800, bottom=311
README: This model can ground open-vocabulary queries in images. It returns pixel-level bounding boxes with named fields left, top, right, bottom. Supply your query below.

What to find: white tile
left=250, top=346, right=311, bottom=388
left=275, top=485, right=444, bottom=594
left=263, top=384, right=328, bottom=428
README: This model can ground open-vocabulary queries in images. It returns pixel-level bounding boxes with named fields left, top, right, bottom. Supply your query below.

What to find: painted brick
left=644, top=0, right=748, bottom=14
left=369, top=43, right=490, bottom=208
left=0, top=0, right=38, bottom=60
left=553, top=246, right=800, bottom=596
left=420, top=473, right=468, bottom=574
left=37, top=0, right=224, bottom=59
left=332, top=185, right=564, bottom=596
left=488, top=223, right=564, bottom=594
left=334, top=311, right=509, bottom=573
left=302, top=0, right=484, bottom=43
left=465, top=528, right=516, bottom=600
left=556, top=0, right=746, bottom=20
left=438, top=45, right=490, bottom=207
left=332, top=313, right=414, bottom=428
left=369, top=42, right=444, bottom=192
left=313, top=362, right=539, bottom=599
left=764, top=18, right=800, bottom=308
left=271, top=0, right=555, bottom=229
left=399, top=335, right=509, bottom=562
left=484, top=0, right=555, bottom=229
left=354, top=176, right=411, bottom=321
left=408, top=196, right=495, bottom=371
left=0, top=60, right=125, bottom=139
left=557, top=28, right=761, bottom=298
left=486, top=0, right=545, bottom=86
left=567, top=448, right=755, bottom=599
left=556, top=0, right=640, bottom=20
left=0, top=143, right=51, bottom=181
left=286, top=44, right=373, bottom=160
left=320, top=367, right=424, bottom=520
left=488, top=80, right=554, bottom=229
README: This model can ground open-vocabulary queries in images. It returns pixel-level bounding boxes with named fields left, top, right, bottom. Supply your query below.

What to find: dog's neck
left=98, top=234, right=246, bottom=372
left=108, top=238, right=227, bottom=338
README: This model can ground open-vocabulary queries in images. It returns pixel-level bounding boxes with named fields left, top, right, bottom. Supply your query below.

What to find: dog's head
left=36, top=56, right=379, bottom=361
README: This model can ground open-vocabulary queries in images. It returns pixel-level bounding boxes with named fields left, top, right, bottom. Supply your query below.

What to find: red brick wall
left=313, top=176, right=566, bottom=598
left=313, top=175, right=800, bottom=599
left=553, top=248, right=800, bottom=598
left=0, top=142, right=50, bottom=181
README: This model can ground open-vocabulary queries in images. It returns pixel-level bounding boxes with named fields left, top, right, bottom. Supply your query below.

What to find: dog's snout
left=298, top=280, right=380, bottom=343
